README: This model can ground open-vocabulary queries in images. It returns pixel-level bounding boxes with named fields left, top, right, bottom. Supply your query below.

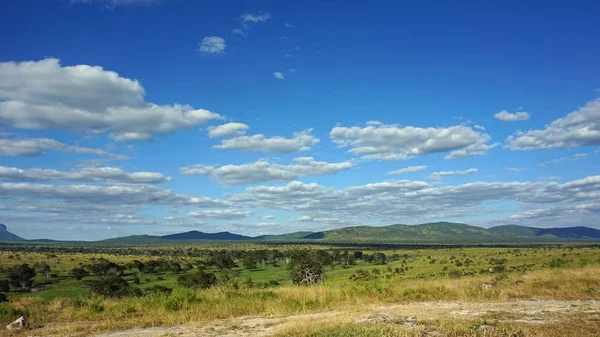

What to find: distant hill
left=161, top=231, right=252, bottom=241
left=304, top=222, right=500, bottom=242
left=489, top=225, right=600, bottom=239
left=0, top=224, right=24, bottom=241
left=4, top=222, right=600, bottom=244
left=255, top=231, right=315, bottom=240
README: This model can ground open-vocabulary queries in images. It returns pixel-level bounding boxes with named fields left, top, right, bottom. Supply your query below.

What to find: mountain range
left=2, top=222, right=599, bottom=244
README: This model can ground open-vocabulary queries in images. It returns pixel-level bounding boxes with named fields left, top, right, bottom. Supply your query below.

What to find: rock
left=481, top=283, right=493, bottom=289
left=475, top=324, right=494, bottom=333
left=6, top=316, right=28, bottom=330
left=358, top=313, right=418, bottom=327
left=515, top=280, right=525, bottom=285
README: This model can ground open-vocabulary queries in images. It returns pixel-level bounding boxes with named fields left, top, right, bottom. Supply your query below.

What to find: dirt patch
left=82, top=300, right=599, bottom=337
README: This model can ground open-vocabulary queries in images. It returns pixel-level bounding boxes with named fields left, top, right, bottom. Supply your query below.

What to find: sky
left=1, top=0, right=600, bottom=240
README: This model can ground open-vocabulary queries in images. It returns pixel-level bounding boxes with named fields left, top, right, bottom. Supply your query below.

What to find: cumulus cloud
left=330, top=122, right=497, bottom=160
left=180, top=157, right=353, bottom=185
left=386, top=166, right=428, bottom=175
left=0, top=166, right=170, bottom=184
left=199, top=36, right=227, bottom=55
left=0, top=59, right=222, bottom=141
left=273, top=72, right=285, bottom=80
left=493, top=110, right=531, bottom=121
left=207, top=123, right=249, bottom=138
left=429, top=168, right=478, bottom=180
left=507, top=98, right=600, bottom=150
left=213, top=129, right=319, bottom=153
left=0, top=137, right=128, bottom=159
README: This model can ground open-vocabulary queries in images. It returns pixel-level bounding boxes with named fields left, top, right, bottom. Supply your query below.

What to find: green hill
left=304, top=222, right=500, bottom=242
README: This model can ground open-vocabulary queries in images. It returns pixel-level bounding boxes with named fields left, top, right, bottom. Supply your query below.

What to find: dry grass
left=1, top=265, right=599, bottom=336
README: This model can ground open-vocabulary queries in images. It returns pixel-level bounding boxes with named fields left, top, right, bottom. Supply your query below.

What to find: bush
left=145, top=285, right=173, bottom=296
left=0, top=293, right=7, bottom=303
left=0, top=280, right=9, bottom=293
left=88, top=298, right=104, bottom=313
left=448, top=270, right=463, bottom=279
left=70, top=267, right=89, bottom=280
left=177, top=271, right=217, bottom=289
left=0, top=304, right=27, bottom=324
left=86, top=276, right=142, bottom=298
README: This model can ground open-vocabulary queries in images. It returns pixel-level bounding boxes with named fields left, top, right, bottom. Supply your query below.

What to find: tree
left=0, top=293, right=7, bottom=303
left=0, top=279, right=9, bottom=292
left=70, top=267, right=89, bottom=280
left=242, top=255, right=259, bottom=270
left=8, top=264, right=36, bottom=289
left=34, top=262, right=51, bottom=279
left=371, top=252, right=387, bottom=265
left=177, top=270, right=217, bottom=289
left=288, top=250, right=326, bottom=285
left=86, top=276, right=141, bottom=298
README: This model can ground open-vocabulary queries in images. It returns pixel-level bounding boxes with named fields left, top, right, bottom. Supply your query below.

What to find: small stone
left=476, top=324, right=494, bottom=333
left=481, top=283, right=493, bottom=289
left=7, top=316, right=28, bottom=330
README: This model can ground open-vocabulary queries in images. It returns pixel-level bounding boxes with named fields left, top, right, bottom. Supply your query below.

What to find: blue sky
left=1, top=0, right=599, bottom=240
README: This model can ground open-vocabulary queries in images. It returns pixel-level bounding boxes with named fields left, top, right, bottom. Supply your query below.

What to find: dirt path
left=88, top=299, right=600, bottom=337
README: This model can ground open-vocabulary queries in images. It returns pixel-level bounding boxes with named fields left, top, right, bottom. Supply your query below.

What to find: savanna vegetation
left=0, top=242, right=599, bottom=336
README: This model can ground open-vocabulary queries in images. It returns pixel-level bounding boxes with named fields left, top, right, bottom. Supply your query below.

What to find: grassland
left=1, top=243, right=599, bottom=336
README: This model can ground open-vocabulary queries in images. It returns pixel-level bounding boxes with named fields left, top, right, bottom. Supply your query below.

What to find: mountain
left=161, top=231, right=252, bottom=241
left=255, top=231, right=315, bottom=240
left=0, top=224, right=24, bottom=241
left=489, top=225, right=600, bottom=239
left=303, top=222, right=500, bottom=242
left=4, top=222, right=600, bottom=244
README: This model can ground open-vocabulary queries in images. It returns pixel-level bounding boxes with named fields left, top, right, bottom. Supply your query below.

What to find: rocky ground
left=74, top=299, right=600, bottom=337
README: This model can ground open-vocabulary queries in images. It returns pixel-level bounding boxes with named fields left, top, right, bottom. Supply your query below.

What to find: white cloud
left=232, top=28, right=247, bottom=36
left=0, top=166, right=170, bottom=184
left=0, top=59, right=222, bottom=141
left=507, top=98, right=600, bottom=150
left=188, top=209, right=249, bottom=219
left=213, top=129, right=319, bottom=153
left=207, top=123, right=249, bottom=138
left=0, top=137, right=127, bottom=159
left=241, top=12, right=272, bottom=26
left=199, top=36, right=227, bottom=55
left=493, top=110, right=531, bottom=121
left=538, top=153, right=588, bottom=167
left=504, top=167, right=524, bottom=172
left=429, top=168, right=478, bottom=180
left=273, top=72, right=285, bottom=80
left=0, top=182, right=226, bottom=207
left=180, top=157, right=353, bottom=185
left=263, top=215, right=275, bottom=220
left=330, top=122, right=497, bottom=160
left=386, top=166, right=428, bottom=175
left=284, top=22, right=295, bottom=28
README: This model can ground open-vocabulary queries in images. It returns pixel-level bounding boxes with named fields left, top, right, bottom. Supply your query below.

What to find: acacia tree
left=288, top=250, right=326, bottom=285
left=8, top=264, right=36, bottom=289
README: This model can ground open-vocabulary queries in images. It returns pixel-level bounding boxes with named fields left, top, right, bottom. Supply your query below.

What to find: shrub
left=177, top=271, right=217, bottom=289
left=88, top=298, right=104, bottom=314
left=448, top=270, right=463, bottom=279
left=0, top=293, right=7, bottom=303
left=70, top=267, right=89, bottom=280
left=86, top=276, right=142, bottom=298
left=0, top=280, right=9, bottom=292
left=145, top=285, right=173, bottom=296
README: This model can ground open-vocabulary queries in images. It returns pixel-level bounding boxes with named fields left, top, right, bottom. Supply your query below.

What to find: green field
left=1, top=242, right=600, bottom=336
